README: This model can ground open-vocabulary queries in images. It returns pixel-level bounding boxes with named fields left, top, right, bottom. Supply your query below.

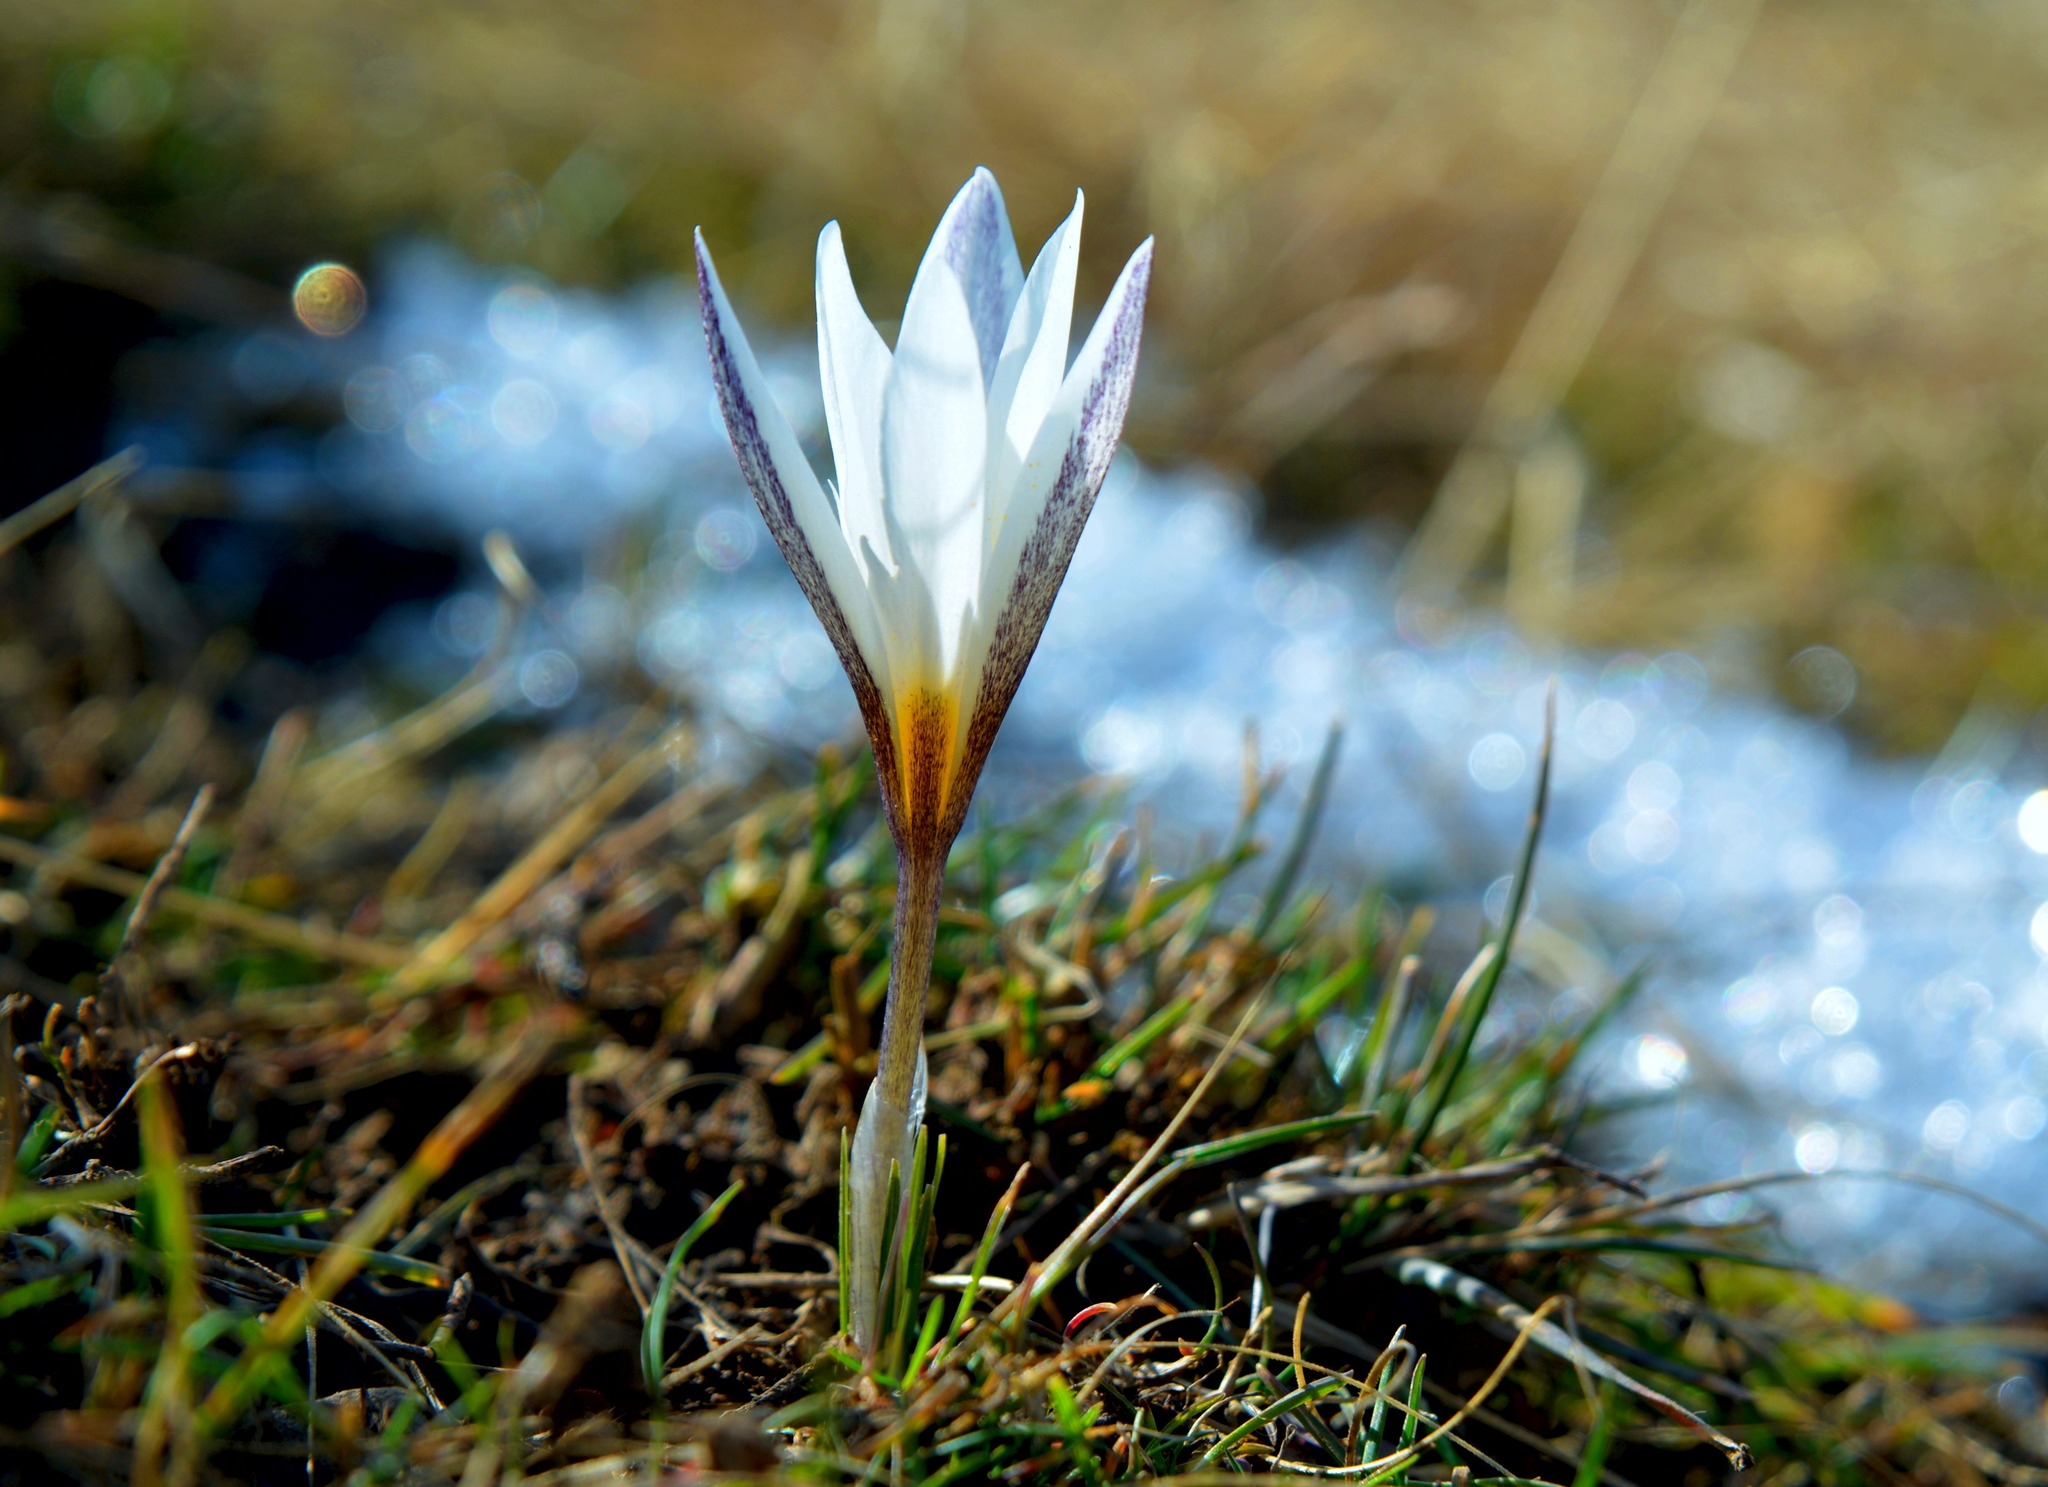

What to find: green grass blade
left=12, top=1104, right=60, bottom=1174
left=871, top=1153, right=905, bottom=1371
left=0, top=1175, right=142, bottom=1230
left=1196, top=1375, right=1346, bottom=1465
left=1047, top=1374, right=1105, bottom=1486
left=904, top=1294, right=945, bottom=1386
left=945, top=1166, right=1020, bottom=1349
left=1361, top=1353, right=1429, bottom=1484
left=1401, top=1353, right=1427, bottom=1449
left=1254, top=721, right=1343, bottom=942
left=1571, top=1382, right=1617, bottom=1487
left=1041, top=995, right=1194, bottom=1120
left=838, top=1128, right=853, bottom=1338
left=641, top=1179, right=744, bottom=1398
left=1405, top=691, right=1554, bottom=1163
left=193, top=1227, right=447, bottom=1285
left=134, top=1077, right=203, bottom=1486
left=1363, top=1356, right=1393, bottom=1465
left=890, top=1129, right=942, bottom=1376
left=1358, top=954, right=1420, bottom=1110
left=1261, top=956, right=1370, bottom=1055
left=199, top=1209, right=351, bottom=1231
left=0, top=1272, right=79, bottom=1317
left=1175, top=1110, right=1375, bottom=1168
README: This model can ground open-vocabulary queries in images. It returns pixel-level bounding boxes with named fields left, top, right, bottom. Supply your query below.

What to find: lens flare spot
left=1794, top=1123, right=1840, bottom=1174
left=492, top=378, right=558, bottom=446
left=2022, top=790, right=2048, bottom=854
left=1810, top=985, right=1859, bottom=1037
left=1467, top=732, right=1525, bottom=792
left=293, top=262, right=368, bottom=337
left=1923, top=1100, right=1970, bottom=1151
left=1633, top=1033, right=1689, bottom=1090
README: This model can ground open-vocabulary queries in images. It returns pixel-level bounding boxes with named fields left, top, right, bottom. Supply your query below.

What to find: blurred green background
left=6, top=0, right=2048, bottom=750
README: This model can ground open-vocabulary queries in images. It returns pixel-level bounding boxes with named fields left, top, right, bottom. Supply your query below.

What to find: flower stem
left=876, top=845, right=945, bottom=1113
left=847, top=843, right=946, bottom=1353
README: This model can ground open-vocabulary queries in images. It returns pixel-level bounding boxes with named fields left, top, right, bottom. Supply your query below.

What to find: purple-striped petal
left=940, top=238, right=1153, bottom=843
left=923, top=167, right=1024, bottom=387
left=986, top=192, right=1083, bottom=520
left=696, top=230, right=907, bottom=827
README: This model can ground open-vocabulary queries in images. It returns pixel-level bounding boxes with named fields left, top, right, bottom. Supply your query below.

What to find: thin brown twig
left=690, top=845, right=815, bottom=1041
left=35, top=1043, right=203, bottom=1175
left=105, top=637, right=244, bottom=820
left=0, top=833, right=407, bottom=969
left=994, top=992, right=1269, bottom=1335
left=215, top=709, right=311, bottom=897
left=381, top=725, right=692, bottom=1000
left=1183, top=1144, right=1642, bottom=1227
left=197, top=1008, right=574, bottom=1433
left=566, top=1073, right=655, bottom=1318
left=660, top=1324, right=766, bottom=1390
left=0, top=191, right=285, bottom=325
left=1572, top=1165, right=2048, bottom=1251
left=101, top=785, right=216, bottom=1023
left=0, top=447, right=145, bottom=559
left=295, top=668, right=515, bottom=806
left=710, top=1270, right=1012, bottom=1295
left=44, top=1146, right=289, bottom=1188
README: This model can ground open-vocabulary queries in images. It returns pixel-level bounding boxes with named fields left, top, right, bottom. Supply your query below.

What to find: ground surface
left=0, top=473, right=2044, bottom=1483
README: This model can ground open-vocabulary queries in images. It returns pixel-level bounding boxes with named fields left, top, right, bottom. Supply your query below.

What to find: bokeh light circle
left=293, top=262, right=368, bottom=337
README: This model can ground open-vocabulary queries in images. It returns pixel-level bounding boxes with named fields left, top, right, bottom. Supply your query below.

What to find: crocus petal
left=926, top=167, right=1024, bottom=386
left=986, top=192, right=1083, bottom=520
left=881, top=255, right=988, bottom=692
left=940, top=238, right=1152, bottom=844
left=817, top=221, right=895, bottom=573
left=696, top=230, right=905, bottom=823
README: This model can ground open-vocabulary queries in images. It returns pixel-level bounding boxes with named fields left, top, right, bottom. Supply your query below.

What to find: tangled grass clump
left=0, top=456, right=2043, bottom=1484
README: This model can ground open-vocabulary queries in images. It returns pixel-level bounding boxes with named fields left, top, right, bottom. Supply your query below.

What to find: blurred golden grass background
left=6, top=0, right=2048, bottom=748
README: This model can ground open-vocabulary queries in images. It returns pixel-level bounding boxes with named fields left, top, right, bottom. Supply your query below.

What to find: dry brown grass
left=2, top=470, right=2044, bottom=1483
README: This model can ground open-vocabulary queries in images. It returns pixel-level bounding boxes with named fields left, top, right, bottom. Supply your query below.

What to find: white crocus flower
left=697, top=168, right=1150, bottom=1352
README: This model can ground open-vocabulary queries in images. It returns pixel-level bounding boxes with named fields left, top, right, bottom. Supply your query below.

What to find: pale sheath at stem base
left=695, top=166, right=1151, bottom=1358
left=846, top=847, right=940, bottom=1351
